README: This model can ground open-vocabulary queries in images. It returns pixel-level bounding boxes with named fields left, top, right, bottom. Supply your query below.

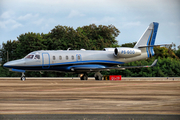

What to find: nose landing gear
left=21, top=73, right=26, bottom=81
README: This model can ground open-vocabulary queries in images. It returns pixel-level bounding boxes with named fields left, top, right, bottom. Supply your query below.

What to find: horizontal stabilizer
left=138, top=44, right=171, bottom=48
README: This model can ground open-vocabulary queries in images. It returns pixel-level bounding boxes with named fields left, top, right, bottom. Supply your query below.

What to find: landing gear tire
left=21, top=73, right=26, bottom=81
left=21, top=76, right=26, bottom=81
left=94, top=72, right=103, bottom=80
left=80, top=74, right=88, bottom=80
left=95, top=76, right=102, bottom=80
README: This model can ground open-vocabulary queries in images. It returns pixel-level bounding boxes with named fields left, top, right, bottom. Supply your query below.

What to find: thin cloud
left=0, top=11, right=23, bottom=30
left=68, top=10, right=85, bottom=18
left=33, top=18, right=44, bottom=25
left=11, top=22, right=23, bottom=30
left=91, top=16, right=115, bottom=24
left=0, top=11, right=15, bottom=19
left=18, top=13, right=39, bottom=20
left=0, top=19, right=23, bottom=30
left=122, top=21, right=141, bottom=28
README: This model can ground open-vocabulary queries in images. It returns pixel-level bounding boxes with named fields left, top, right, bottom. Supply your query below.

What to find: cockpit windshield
left=25, top=54, right=40, bottom=59
left=34, top=55, right=40, bottom=59
left=25, top=54, right=34, bottom=59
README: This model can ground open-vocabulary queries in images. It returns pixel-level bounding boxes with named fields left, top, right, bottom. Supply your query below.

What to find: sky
left=0, top=0, right=180, bottom=49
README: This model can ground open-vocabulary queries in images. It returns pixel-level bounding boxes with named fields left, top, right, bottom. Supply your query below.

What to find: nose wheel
left=21, top=73, right=26, bottom=81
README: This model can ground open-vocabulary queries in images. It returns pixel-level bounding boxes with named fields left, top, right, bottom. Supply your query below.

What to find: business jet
left=4, top=22, right=161, bottom=81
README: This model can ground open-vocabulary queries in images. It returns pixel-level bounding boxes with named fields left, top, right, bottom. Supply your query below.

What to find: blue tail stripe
left=146, top=30, right=153, bottom=58
left=150, top=22, right=159, bottom=56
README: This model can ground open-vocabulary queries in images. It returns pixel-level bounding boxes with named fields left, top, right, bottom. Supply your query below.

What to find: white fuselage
left=3, top=47, right=147, bottom=73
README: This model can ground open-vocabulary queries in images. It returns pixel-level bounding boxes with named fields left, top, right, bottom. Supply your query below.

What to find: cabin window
left=25, top=55, right=34, bottom=59
left=78, top=55, right=80, bottom=60
left=71, top=55, right=74, bottom=60
left=53, top=56, right=55, bottom=60
left=66, top=56, right=68, bottom=60
left=34, top=55, right=40, bottom=59
left=59, top=56, right=62, bottom=60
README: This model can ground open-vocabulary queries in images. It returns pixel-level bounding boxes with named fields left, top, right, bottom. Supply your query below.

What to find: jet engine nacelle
left=114, top=47, right=141, bottom=58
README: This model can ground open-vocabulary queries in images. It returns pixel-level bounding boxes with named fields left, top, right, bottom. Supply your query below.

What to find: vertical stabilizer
left=134, top=22, right=159, bottom=57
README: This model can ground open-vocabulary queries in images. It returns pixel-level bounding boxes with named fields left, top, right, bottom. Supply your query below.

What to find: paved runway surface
left=1, top=114, right=180, bottom=120
left=0, top=78, right=180, bottom=119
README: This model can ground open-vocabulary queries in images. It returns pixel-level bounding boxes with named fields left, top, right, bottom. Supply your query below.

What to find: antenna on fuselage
left=67, top=47, right=71, bottom=51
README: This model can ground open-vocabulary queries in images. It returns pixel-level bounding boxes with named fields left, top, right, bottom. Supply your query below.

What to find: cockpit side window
left=25, top=55, right=34, bottom=59
left=34, top=55, right=40, bottom=59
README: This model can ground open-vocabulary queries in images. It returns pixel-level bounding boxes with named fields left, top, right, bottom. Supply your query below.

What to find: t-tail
left=134, top=22, right=159, bottom=58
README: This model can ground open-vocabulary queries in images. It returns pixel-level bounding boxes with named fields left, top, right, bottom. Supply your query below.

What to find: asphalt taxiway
left=0, top=77, right=180, bottom=119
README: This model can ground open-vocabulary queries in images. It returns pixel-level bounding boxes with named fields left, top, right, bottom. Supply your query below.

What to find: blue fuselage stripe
left=4, top=60, right=124, bottom=72
left=48, top=60, right=124, bottom=66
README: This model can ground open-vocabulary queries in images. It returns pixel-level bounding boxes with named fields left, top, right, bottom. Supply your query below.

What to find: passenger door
left=42, top=53, right=50, bottom=69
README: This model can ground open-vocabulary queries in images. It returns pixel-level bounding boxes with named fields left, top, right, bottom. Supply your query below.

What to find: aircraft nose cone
left=3, top=62, right=9, bottom=68
left=3, top=59, right=24, bottom=68
left=3, top=61, right=14, bottom=68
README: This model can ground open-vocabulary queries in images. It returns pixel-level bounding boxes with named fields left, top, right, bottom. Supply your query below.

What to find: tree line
left=0, top=24, right=180, bottom=77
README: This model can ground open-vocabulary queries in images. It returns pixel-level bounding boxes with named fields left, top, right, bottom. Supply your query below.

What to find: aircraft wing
left=94, top=59, right=158, bottom=71
left=70, top=59, right=158, bottom=72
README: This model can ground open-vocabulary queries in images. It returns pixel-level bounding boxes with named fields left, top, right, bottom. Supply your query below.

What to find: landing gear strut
left=94, top=72, right=103, bottom=80
left=80, top=73, right=88, bottom=80
left=21, top=73, right=26, bottom=81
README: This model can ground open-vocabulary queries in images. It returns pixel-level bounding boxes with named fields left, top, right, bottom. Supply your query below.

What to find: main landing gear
left=80, top=72, right=103, bottom=80
left=80, top=73, right=88, bottom=80
left=21, top=73, right=26, bottom=81
left=94, top=72, right=103, bottom=80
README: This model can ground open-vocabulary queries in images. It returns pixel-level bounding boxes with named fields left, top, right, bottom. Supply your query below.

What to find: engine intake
left=114, top=47, right=141, bottom=58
